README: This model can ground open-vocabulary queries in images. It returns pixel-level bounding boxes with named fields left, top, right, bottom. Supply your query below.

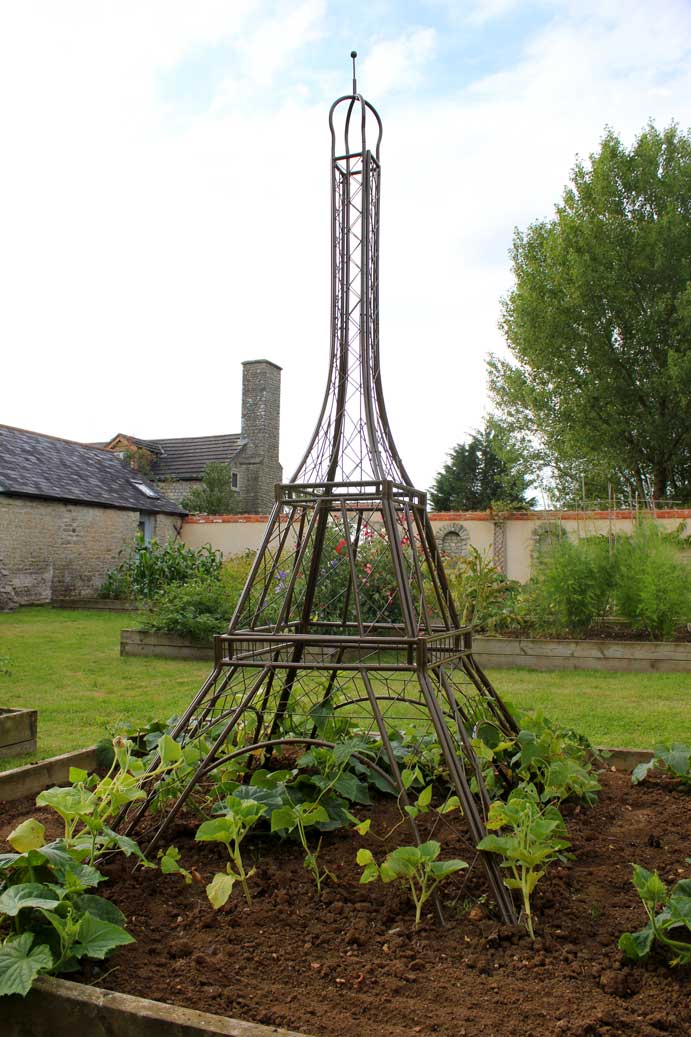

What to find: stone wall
left=153, top=479, right=199, bottom=506
left=180, top=509, right=691, bottom=583
left=0, top=497, right=181, bottom=604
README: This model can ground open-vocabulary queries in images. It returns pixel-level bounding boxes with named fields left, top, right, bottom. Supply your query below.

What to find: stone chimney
left=239, top=360, right=282, bottom=513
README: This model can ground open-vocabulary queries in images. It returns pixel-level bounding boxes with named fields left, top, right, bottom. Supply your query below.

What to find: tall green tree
left=489, top=122, right=691, bottom=505
left=181, top=463, right=239, bottom=515
left=430, top=419, right=535, bottom=511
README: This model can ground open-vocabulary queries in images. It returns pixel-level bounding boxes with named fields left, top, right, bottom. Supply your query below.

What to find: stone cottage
left=0, top=425, right=186, bottom=608
left=103, top=359, right=282, bottom=514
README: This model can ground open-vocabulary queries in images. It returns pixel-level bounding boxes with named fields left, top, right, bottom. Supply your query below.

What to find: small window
left=231, top=471, right=238, bottom=490
left=132, top=480, right=159, bottom=499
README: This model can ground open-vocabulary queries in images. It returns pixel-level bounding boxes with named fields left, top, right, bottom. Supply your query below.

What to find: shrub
left=100, top=535, right=222, bottom=600
left=613, top=520, right=691, bottom=640
left=144, top=577, right=232, bottom=642
left=444, top=547, right=522, bottom=631
left=522, top=533, right=613, bottom=637
left=143, top=553, right=255, bottom=641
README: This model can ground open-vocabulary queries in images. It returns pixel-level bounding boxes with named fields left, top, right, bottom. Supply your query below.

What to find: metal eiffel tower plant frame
left=123, top=57, right=518, bottom=925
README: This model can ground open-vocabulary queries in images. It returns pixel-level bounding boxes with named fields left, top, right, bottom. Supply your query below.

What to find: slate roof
left=0, top=425, right=186, bottom=515
left=109, top=433, right=243, bottom=480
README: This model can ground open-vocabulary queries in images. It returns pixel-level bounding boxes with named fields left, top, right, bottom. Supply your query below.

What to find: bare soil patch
left=2, top=771, right=690, bottom=1037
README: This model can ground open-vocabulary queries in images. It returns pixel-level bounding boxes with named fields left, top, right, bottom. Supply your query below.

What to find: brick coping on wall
left=427, top=508, right=691, bottom=522
left=185, top=508, right=691, bottom=525
left=184, top=514, right=269, bottom=523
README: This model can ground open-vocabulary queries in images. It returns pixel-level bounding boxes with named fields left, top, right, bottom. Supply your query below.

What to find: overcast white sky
left=2, top=0, right=690, bottom=493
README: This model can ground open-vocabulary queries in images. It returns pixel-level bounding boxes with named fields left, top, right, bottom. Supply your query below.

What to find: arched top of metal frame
left=329, top=93, right=383, bottom=162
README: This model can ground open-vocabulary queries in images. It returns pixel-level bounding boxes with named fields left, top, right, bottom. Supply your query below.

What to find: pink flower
left=364, top=563, right=373, bottom=575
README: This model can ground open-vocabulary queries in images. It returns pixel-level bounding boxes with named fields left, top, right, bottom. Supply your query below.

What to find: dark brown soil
left=2, top=771, right=690, bottom=1037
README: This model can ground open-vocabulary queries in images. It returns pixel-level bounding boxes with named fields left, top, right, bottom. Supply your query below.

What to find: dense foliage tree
left=181, top=463, right=239, bottom=515
left=429, top=420, right=535, bottom=512
left=489, top=122, right=691, bottom=506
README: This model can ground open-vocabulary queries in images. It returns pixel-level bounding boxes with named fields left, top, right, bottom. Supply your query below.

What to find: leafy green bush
left=473, top=708, right=600, bottom=805
left=101, top=534, right=222, bottom=600
left=522, top=521, right=690, bottom=640
left=142, top=552, right=255, bottom=641
left=613, top=520, right=691, bottom=640
left=522, top=533, right=613, bottom=637
left=143, top=577, right=233, bottom=642
left=444, top=546, right=523, bottom=631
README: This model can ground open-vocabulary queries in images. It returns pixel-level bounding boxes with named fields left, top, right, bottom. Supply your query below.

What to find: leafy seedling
left=158, top=846, right=195, bottom=885
left=195, top=796, right=266, bottom=908
left=619, top=864, right=691, bottom=966
left=477, top=784, right=571, bottom=939
left=270, top=800, right=335, bottom=895
left=357, top=841, right=467, bottom=928
left=632, top=744, right=691, bottom=789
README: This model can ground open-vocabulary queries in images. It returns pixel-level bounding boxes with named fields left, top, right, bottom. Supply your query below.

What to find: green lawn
left=0, top=607, right=689, bottom=771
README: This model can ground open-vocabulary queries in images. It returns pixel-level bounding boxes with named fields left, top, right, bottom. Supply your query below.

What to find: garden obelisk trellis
left=124, top=55, right=518, bottom=925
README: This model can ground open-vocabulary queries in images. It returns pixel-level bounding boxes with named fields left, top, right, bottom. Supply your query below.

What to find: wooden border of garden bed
left=0, top=743, right=653, bottom=1037
left=121, top=629, right=213, bottom=660
left=5, top=976, right=312, bottom=1037
left=473, top=635, right=691, bottom=673
left=120, top=628, right=691, bottom=673
left=0, top=708, right=37, bottom=759
left=0, top=745, right=100, bottom=802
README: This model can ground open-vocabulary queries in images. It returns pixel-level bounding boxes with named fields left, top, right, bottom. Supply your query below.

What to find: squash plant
left=196, top=796, right=267, bottom=908
left=632, top=744, right=691, bottom=788
left=477, top=784, right=571, bottom=939
left=356, top=841, right=467, bottom=928
left=619, top=864, right=691, bottom=966
left=36, top=735, right=182, bottom=865
left=0, top=819, right=133, bottom=997
left=472, top=710, right=601, bottom=806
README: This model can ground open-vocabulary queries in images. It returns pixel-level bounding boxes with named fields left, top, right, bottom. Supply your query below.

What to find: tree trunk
left=653, top=465, right=668, bottom=504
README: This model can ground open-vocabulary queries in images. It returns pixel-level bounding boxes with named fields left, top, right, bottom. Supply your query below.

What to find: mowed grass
left=0, top=608, right=208, bottom=771
left=0, top=607, right=689, bottom=771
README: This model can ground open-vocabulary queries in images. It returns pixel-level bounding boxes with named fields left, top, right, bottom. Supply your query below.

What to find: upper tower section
left=290, top=53, right=413, bottom=491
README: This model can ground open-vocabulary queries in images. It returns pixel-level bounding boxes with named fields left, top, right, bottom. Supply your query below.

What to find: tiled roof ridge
left=145, top=432, right=241, bottom=443
left=0, top=423, right=113, bottom=455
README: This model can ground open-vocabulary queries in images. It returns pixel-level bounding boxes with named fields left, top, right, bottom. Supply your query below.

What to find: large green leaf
left=158, top=734, right=183, bottom=766
left=619, top=926, right=654, bottom=961
left=195, top=817, right=234, bottom=845
left=72, top=913, right=134, bottom=960
left=430, top=859, right=467, bottom=879
left=71, top=895, right=126, bottom=927
left=270, top=806, right=298, bottom=833
left=0, top=934, right=53, bottom=997
left=631, top=759, right=655, bottom=785
left=381, top=846, right=420, bottom=881
left=206, top=872, right=236, bottom=910
left=36, top=786, right=93, bottom=820
left=7, top=819, right=46, bottom=854
left=0, top=884, right=61, bottom=917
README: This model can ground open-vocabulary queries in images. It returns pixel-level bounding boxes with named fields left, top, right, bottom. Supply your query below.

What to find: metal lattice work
left=120, top=58, right=519, bottom=926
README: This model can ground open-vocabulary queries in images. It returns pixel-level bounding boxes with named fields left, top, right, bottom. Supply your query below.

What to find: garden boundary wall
left=181, top=509, right=691, bottom=584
